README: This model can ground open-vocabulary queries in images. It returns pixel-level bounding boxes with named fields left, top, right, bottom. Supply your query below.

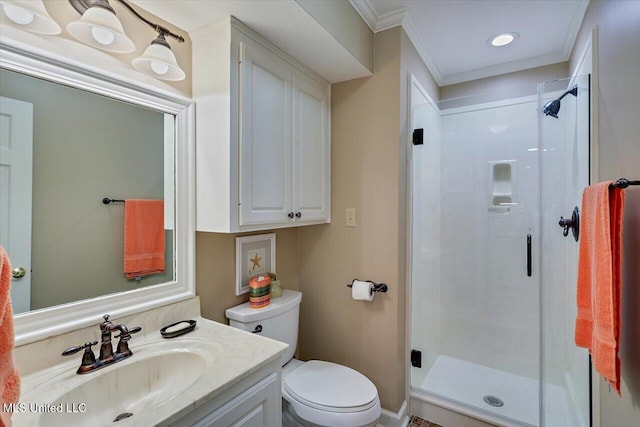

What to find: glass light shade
left=132, top=42, right=185, bottom=81
left=0, top=0, right=61, bottom=35
left=66, top=6, right=134, bottom=53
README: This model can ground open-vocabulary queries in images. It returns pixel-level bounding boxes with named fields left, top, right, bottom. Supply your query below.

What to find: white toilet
left=225, top=290, right=381, bottom=427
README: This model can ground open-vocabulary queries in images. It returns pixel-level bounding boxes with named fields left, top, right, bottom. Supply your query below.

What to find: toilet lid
left=284, top=360, right=378, bottom=411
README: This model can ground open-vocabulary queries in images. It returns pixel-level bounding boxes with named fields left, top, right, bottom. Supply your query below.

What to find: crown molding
left=349, top=0, right=377, bottom=32
left=350, top=0, right=405, bottom=32
left=374, top=7, right=406, bottom=32
left=439, top=51, right=568, bottom=86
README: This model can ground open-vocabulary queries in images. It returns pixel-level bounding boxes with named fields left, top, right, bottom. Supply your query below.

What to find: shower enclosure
left=409, top=75, right=590, bottom=427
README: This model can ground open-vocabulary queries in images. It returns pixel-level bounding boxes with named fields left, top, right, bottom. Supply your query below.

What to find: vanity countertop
left=12, top=311, right=288, bottom=427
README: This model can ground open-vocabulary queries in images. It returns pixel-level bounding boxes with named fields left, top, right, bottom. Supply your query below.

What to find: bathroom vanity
left=13, top=298, right=287, bottom=426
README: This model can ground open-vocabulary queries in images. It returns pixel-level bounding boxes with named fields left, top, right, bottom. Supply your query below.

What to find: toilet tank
left=225, top=289, right=302, bottom=365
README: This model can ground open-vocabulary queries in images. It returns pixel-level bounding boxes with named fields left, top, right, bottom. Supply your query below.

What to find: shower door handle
left=526, top=234, right=532, bottom=277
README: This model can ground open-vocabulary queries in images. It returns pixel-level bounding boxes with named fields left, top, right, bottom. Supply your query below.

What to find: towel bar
left=103, top=197, right=125, bottom=204
left=609, top=178, right=640, bottom=189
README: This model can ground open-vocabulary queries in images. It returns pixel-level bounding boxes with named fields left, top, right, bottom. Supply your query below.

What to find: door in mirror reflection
left=0, top=96, right=33, bottom=314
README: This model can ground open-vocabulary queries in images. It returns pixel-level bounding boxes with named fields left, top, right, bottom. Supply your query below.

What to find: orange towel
left=575, top=182, right=625, bottom=394
left=124, top=200, right=165, bottom=280
left=0, top=246, right=20, bottom=427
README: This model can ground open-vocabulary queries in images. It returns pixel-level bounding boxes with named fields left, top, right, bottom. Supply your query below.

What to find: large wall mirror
left=0, top=48, right=195, bottom=346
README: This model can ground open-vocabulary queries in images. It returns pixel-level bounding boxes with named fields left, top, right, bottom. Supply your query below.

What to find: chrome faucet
left=62, top=314, right=141, bottom=374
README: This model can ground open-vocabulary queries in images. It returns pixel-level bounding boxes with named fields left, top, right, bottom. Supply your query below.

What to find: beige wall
left=296, top=27, right=404, bottom=412
left=439, top=62, right=570, bottom=101
left=43, top=0, right=192, bottom=96
left=196, top=229, right=300, bottom=324
left=570, top=1, right=640, bottom=426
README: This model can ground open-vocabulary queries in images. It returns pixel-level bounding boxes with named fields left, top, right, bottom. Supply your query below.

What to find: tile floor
left=410, top=416, right=443, bottom=427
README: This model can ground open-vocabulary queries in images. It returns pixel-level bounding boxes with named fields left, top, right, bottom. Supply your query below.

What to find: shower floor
left=420, top=355, right=572, bottom=427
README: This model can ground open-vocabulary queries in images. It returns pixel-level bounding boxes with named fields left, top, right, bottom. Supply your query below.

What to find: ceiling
left=131, top=0, right=589, bottom=87
left=352, top=0, right=589, bottom=86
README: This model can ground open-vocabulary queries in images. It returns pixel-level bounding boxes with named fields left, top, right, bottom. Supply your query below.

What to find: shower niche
left=488, top=160, right=516, bottom=212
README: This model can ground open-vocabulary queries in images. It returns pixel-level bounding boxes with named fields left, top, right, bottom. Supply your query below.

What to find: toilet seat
left=283, top=360, right=381, bottom=426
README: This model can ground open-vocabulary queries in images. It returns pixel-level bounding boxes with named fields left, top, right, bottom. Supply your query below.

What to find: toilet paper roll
left=351, top=280, right=374, bottom=302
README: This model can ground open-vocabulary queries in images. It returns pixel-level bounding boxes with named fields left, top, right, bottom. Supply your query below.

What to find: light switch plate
left=346, top=208, right=356, bottom=227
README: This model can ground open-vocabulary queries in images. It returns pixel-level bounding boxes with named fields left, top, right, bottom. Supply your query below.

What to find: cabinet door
left=292, top=75, right=330, bottom=222
left=239, top=40, right=292, bottom=226
left=192, top=373, right=280, bottom=427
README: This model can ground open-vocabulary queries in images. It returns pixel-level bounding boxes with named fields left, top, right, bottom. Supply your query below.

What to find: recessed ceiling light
left=489, top=32, right=519, bottom=47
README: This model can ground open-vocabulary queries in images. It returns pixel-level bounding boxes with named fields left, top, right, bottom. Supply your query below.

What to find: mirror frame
left=0, top=46, right=195, bottom=346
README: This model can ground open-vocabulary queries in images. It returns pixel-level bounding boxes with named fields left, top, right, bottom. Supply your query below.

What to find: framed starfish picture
left=235, top=233, right=276, bottom=295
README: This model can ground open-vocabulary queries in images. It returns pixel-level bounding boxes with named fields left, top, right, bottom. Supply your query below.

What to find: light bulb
left=91, top=26, right=115, bottom=46
left=488, top=32, right=519, bottom=47
left=3, top=4, right=35, bottom=25
left=150, top=61, right=169, bottom=75
left=491, top=34, right=514, bottom=47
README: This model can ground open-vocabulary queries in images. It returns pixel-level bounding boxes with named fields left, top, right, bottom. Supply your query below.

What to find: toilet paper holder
left=347, top=280, right=388, bottom=294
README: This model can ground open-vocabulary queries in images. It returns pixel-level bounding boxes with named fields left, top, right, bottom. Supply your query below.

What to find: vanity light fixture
left=67, top=0, right=135, bottom=53
left=132, top=33, right=185, bottom=81
left=488, top=32, right=519, bottom=47
left=0, top=0, right=61, bottom=35
left=67, top=0, right=186, bottom=81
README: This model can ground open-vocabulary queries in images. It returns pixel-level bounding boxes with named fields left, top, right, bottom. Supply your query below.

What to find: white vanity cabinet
left=171, top=366, right=281, bottom=427
left=193, top=373, right=279, bottom=427
left=193, top=18, right=330, bottom=233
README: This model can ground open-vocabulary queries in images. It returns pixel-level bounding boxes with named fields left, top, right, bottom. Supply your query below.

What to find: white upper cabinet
left=239, top=39, right=292, bottom=226
left=292, top=73, right=330, bottom=222
left=193, top=18, right=330, bottom=232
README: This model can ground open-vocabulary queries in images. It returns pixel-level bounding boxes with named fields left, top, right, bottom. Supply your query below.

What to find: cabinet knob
left=288, top=212, right=295, bottom=219
left=295, top=212, right=302, bottom=219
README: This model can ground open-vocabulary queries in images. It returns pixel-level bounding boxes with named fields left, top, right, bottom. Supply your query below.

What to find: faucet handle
left=62, top=341, right=99, bottom=374
left=62, top=341, right=98, bottom=356
left=114, top=326, right=142, bottom=339
left=62, top=341, right=98, bottom=368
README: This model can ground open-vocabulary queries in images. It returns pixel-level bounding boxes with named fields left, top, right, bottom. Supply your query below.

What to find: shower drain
left=483, top=395, right=504, bottom=407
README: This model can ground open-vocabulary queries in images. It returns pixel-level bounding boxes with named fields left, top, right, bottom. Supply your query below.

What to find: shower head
left=543, top=84, right=578, bottom=119
left=543, top=99, right=561, bottom=118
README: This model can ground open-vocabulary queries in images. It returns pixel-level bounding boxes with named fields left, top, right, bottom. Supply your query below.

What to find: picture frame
left=235, top=233, right=276, bottom=296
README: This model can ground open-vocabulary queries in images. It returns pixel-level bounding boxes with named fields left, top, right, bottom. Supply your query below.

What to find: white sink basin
left=18, top=338, right=219, bottom=427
